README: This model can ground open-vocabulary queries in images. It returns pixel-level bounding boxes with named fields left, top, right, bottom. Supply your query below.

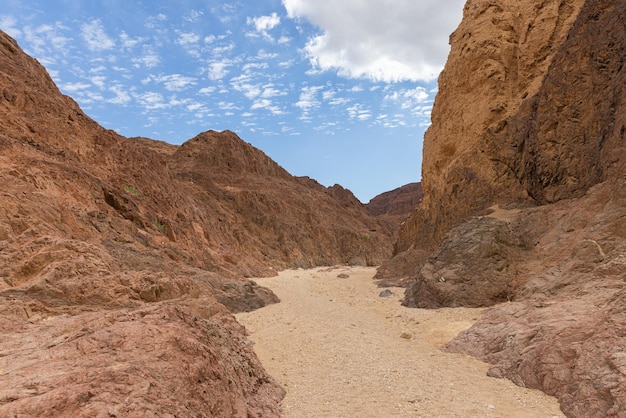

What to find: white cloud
left=328, top=96, right=350, bottom=106
left=236, top=82, right=261, bottom=99
left=256, top=50, right=278, bottom=60
left=132, top=48, right=160, bottom=68
left=21, top=23, right=71, bottom=58
left=198, top=86, right=216, bottom=95
left=322, top=90, right=335, bottom=100
left=61, top=82, right=91, bottom=93
left=212, top=42, right=236, bottom=56
left=247, top=13, right=282, bottom=41
left=208, top=61, right=231, bottom=80
left=251, top=99, right=271, bottom=110
left=282, top=0, right=464, bottom=82
left=177, top=32, right=200, bottom=46
left=294, top=85, right=324, bottom=121
left=149, top=74, right=197, bottom=91
left=295, top=85, right=323, bottom=110
left=248, top=12, right=281, bottom=33
left=184, top=10, right=203, bottom=23
left=108, top=85, right=131, bottom=105
left=136, top=91, right=166, bottom=110
left=91, top=75, right=106, bottom=89
left=347, top=103, right=372, bottom=121
left=218, top=101, right=239, bottom=111
left=0, top=15, right=22, bottom=38
left=385, top=86, right=429, bottom=103
left=81, top=19, right=115, bottom=51
left=119, top=31, right=143, bottom=49
left=278, top=60, right=295, bottom=68
left=261, top=86, right=285, bottom=98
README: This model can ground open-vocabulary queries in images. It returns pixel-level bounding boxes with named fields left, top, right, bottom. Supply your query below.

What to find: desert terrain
left=1, top=0, right=624, bottom=416
left=237, top=267, right=564, bottom=417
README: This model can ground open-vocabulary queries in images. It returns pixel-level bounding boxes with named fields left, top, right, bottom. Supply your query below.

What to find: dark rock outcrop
left=402, top=215, right=524, bottom=308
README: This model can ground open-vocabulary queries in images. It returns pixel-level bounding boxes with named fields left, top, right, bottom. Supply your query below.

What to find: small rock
left=379, top=289, right=393, bottom=297
left=337, top=273, right=350, bottom=278
left=400, top=332, right=413, bottom=340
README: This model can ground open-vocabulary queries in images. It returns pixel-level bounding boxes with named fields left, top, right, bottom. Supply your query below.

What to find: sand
left=236, top=266, right=564, bottom=418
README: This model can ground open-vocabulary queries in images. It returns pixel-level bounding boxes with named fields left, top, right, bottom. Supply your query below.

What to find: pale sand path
left=236, top=266, right=564, bottom=418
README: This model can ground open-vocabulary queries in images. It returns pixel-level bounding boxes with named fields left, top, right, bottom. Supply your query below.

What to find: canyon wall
left=0, top=29, right=392, bottom=416
left=388, top=0, right=625, bottom=416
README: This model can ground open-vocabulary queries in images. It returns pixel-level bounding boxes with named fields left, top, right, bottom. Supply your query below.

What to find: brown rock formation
left=366, top=183, right=424, bottom=286
left=366, top=183, right=423, bottom=218
left=396, top=0, right=587, bottom=256
left=0, top=29, right=392, bottom=416
left=387, top=0, right=625, bottom=416
left=366, top=182, right=423, bottom=232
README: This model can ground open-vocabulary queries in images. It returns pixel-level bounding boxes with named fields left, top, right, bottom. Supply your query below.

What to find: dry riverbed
left=236, top=266, right=564, bottom=418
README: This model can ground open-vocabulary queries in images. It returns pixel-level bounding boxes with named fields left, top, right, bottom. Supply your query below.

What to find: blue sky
left=1, top=0, right=464, bottom=202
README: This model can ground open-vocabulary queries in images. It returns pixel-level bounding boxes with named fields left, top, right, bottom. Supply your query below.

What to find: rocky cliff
left=387, top=0, right=625, bottom=416
left=366, top=182, right=423, bottom=235
left=0, top=29, right=392, bottom=416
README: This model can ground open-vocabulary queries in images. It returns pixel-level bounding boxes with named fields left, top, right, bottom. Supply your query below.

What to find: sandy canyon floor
left=236, top=266, right=564, bottom=418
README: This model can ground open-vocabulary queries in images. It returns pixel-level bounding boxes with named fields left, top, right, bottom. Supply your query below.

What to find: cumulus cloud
left=81, top=19, right=115, bottom=51
left=282, top=0, right=464, bottom=82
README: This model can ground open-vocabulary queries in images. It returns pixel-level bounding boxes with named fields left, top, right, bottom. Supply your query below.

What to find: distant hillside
left=0, top=29, right=393, bottom=416
left=366, top=182, right=423, bottom=235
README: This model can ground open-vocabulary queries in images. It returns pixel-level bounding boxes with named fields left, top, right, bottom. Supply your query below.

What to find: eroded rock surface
left=0, top=28, right=393, bottom=416
left=385, top=0, right=626, bottom=416
left=367, top=182, right=423, bottom=236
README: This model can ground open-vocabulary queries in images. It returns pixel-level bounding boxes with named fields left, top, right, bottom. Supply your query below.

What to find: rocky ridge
left=0, top=30, right=392, bottom=416
left=366, top=182, right=423, bottom=236
left=383, top=0, right=625, bottom=416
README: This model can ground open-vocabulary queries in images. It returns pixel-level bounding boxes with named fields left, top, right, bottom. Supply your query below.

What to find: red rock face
left=0, top=29, right=393, bottom=416
left=392, top=0, right=626, bottom=416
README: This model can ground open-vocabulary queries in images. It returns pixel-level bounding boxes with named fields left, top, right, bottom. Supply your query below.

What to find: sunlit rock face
left=0, top=28, right=396, bottom=416
left=385, top=0, right=626, bottom=416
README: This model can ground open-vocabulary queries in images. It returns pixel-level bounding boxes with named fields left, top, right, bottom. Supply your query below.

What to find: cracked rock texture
left=0, top=29, right=394, bottom=416
left=384, top=0, right=626, bottom=416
